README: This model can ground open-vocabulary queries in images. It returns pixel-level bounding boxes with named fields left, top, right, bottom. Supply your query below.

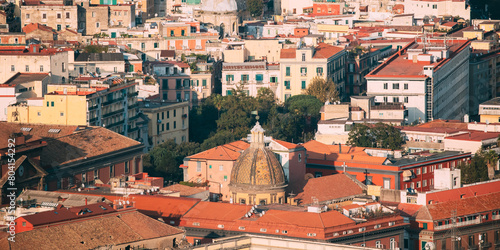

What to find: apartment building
left=366, top=38, right=471, bottom=123
left=0, top=44, right=70, bottom=83
left=315, top=96, right=407, bottom=145
left=0, top=73, right=50, bottom=121
left=70, top=53, right=126, bottom=78
left=345, top=45, right=392, bottom=96
left=222, top=61, right=280, bottom=98
left=144, top=61, right=205, bottom=106
left=7, top=79, right=143, bottom=141
left=139, top=100, right=189, bottom=148
left=21, top=0, right=78, bottom=31
left=279, top=43, right=345, bottom=102
left=403, top=0, right=470, bottom=20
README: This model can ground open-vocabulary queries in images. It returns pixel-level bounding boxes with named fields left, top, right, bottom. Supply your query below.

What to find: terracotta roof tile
left=187, top=140, right=249, bottom=161
left=396, top=203, right=422, bottom=218
left=313, top=43, right=345, bottom=59
left=280, top=48, right=296, bottom=59
left=40, top=127, right=142, bottom=167
left=444, top=131, right=500, bottom=142
left=426, top=180, right=500, bottom=203
left=161, top=184, right=206, bottom=196
left=425, top=192, right=500, bottom=221
left=5, top=210, right=183, bottom=250
left=295, top=174, right=365, bottom=205
left=272, top=139, right=303, bottom=149
left=22, top=23, right=55, bottom=34
left=182, top=201, right=252, bottom=222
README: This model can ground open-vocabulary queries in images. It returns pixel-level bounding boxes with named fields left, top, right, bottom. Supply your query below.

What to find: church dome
left=200, top=0, right=238, bottom=12
left=229, top=123, right=286, bottom=190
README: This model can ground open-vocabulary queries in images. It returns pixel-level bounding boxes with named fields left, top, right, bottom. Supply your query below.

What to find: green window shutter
left=286, top=67, right=290, bottom=76
left=226, top=90, right=232, bottom=95
left=256, top=74, right=263, bottom=82
left=202, top=79, right=207, bottom=86
left=301, top=81, right=306, bottom=89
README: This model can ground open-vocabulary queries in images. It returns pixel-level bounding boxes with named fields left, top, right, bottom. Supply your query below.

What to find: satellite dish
left=425, top=242, right=435, bottom=250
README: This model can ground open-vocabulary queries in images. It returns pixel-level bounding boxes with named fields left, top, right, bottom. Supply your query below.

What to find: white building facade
left=222, top=62, right=280, bottom=98
left=366, top=38, right=470, bottom=123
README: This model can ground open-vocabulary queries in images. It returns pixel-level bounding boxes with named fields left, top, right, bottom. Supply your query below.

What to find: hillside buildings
left=366, top=38, right=471, bottom=123
left=279, top=43, right=346, bottom=102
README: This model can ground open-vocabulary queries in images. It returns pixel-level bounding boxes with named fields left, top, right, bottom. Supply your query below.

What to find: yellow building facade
left=7, top=94, right=87, bottom=125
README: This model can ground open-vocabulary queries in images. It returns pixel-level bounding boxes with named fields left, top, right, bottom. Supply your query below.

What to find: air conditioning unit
left=157, top=119, right=162, bottom=123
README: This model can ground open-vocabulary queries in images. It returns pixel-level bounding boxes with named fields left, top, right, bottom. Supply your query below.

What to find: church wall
left=232, top=191, right=286, bottom=205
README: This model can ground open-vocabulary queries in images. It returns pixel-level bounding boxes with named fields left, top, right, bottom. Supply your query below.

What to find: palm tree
left=212, top=94, right=224, bottom=119
left=483, top=150, right=498, bottom=180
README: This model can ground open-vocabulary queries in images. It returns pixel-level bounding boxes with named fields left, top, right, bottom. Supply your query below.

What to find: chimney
left=339, top=143, right=342, bottom=154
left=85, top=197, right=87, bottom=205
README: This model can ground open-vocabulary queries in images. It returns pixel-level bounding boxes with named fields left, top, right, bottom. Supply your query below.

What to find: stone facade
left=21, top=5, right=78, bottom=32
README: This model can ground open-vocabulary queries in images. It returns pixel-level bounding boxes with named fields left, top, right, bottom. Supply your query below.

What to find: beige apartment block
left=139, top=100, right=189, bottom=147
left=21, top=4, right=78, bottom=32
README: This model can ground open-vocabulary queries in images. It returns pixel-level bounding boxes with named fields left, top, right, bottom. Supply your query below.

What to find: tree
left=305, top=76, right=340, bottom=103
left=248, top=0, right=263, bottom=17
left=216, top=86, right=257, bottom=139
left=482, top=150, right=498, bottom=179
left=457, top=152, right=489, bottom=184
left=200, top=130, right=236, bottom=151
left=83, top=45, right=108, bottom=53
left=346, top=124, right=374, bottom=148
left=346, top=123, right=404, bottom=150
left=256, top=87, right=276, bottom=123
left=189, top=96, right=218, bottom=143
left=144, top=140, right=201, bottom=182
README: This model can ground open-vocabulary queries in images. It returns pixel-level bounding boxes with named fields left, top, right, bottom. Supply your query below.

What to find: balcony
left=127, top=92, right=139, bottom=97
left=434, top=218, right=480, bottom=231
left=102, top=108, right=124, bottom=119
left=301, top=73, right=307, bottom=77
left=493, top=214, right=500, bottom=220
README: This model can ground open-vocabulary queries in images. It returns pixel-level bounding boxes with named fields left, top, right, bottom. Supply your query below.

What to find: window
left=423, top=167, right=427, bottom=174
left=404, top=83, right=408, bottom=89
left=219, top=165, right=223, bottom=171
left=302, top=53, right=306, bottom=61
left=154, top=42, right=158, bottom=48
left=423, top=223, right=427, bottom=229
left=37, top=111, right=41, bottom=116
left=416, top=181, right=421, bottom=188
left=196, top=162, right=201, bottom=172
left=393, top=97, right=399, bottom=103
left=260, top=228, right=267, bottom=232
left=181, top=30, right=185, bottom=36
left=285, top=81, right=290, bottom=90
left=66, top=12, right=70, bottom=19
left=226, top=74, right=234, bottom=82
left=25, top=65, right=29, bottom=72
left=96, top=22, right=100, bottom=28
left=256, top=74, right=263, bottom=83
left=223, top=175, right=227, bottom=182
left=316, top=67, right=323, bottom=76
left=241, top=74, right=249, bottom=83
left=301, top=81, right=306, bottom=89
left=51, top=101, right=54, bottom=107
left=383, top=83, right=388, bottom=89
left=109, top=165, right=114, bottom=177
left=423, top=179, right=427, bottom=187
left=469, top=235, right=474, bottom=246
left=202, top=79, right=207, bottom=86
left=40, top=65, right=43, bottom=72
left=124, top=162, right=129, bottom=173
left=404, top=96, right=408, bottom=103
left=416, top=168, right=421, bottom=175
left=11, top=65, right=14, bottom=72
left=57, top=13, right=61, bottom=19
left=383, top=97, right=388, bottom=103
left=286, top=67, right=290, bottom=76
left=60, top=112, right=64, bottom=116
left=25, top=14, right=30, bottom=19
left=240, top=199, right=246, bottom=204
left=173, top=121, right=176, bottom=129
left=92, top=11, right=96, bottom=17
left=376, top=241, right=382, bottom=248
left=173, top=109, right=176, bottom=117
left=393, top=83, right=399, bottom=89
left=300, top=67, right=307, bottom=76
left=42, top=13, right=47, bottom=19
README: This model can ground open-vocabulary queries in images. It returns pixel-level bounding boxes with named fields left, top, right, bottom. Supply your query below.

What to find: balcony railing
left=434, top=218, right=480, bottom=231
